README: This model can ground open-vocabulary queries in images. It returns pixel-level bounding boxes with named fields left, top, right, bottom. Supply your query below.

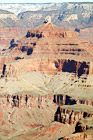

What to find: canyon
left=0, top=2, right=93, bottom=52
left=0, top=22, right=93, bottom=77
left=0, top=92, right=93, bottom=140
left=0, top=13, right=93, bottom=140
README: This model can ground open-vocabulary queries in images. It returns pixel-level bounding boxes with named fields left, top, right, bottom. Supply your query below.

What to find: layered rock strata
left=62, top=117, right=93, bottom=140
left=2, top=58, right=93, bottom=78
left=63, top=132, right=93, bottom=140
left=54, top=105, right=93, bottom=125
left=0, top=27, right=27, bottom=50
left=0, top=56, right=16, bottom=76
left=0, top=19, right=93, bottom=140
left=0, top=94, right=53, bottom=108
left=0, top=94, right=93, bottom=109
left=0, top=22, right=92, bottom=78
left=53, top=94, right=93, bottom=106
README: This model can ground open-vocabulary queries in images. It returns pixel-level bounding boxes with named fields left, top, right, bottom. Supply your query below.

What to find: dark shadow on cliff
left=58, top=137, right=64, bottom=140
left=54, top=106, right=62, bottom=122
left=27, top=48, right=33, bottom=55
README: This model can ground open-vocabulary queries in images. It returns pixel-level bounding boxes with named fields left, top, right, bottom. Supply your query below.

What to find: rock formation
left=0, top=94, right=93, bottom=109
left=43, top=16, right=51, bottom=24
left=54, top=105, right=93, bottom=125
left=0, top=94, right=53, bottom=108
left=0, top=19, right=93, bottom=140
left=0, top=56, right=16, bottom=77
left=62, top=117, right=93, bottom=140
left=2, top=59, right=92, bottom=78
left=0, top=20, right=93, bottom=78
left=62, top=132, right=93, bottom=140
left=53, top=94, right=93, bottom=106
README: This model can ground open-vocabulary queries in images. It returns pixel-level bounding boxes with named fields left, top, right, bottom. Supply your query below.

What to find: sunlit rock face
left=1, top=19, right=93, bottom=78
left=0, top=18, right=93, bottom=140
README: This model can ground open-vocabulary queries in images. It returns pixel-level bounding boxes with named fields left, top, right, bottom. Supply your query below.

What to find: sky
left=0, top=0, right=92, bottom=3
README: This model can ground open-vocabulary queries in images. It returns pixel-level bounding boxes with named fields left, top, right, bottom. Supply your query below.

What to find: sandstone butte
left=0, top=19, right=93, bottom=140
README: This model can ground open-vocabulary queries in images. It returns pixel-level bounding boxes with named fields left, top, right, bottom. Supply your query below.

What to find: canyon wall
left=1, top=22, right=92, bottom=78
left=63, top=117, right=93, bottom=140
left=3, top=58, right=93, bottom=77
left=0, top=93, right=93, bottom=140
left=26, top=29, right=79, bottom=38
left=53, top=94, right=93, bottom=106
left=0, top=94, right=93, bottom=109
left=0, top=94, right=53, bottom=108
left=54, top=106, right=93, bottom=125
left=0, top=56, right=16, bottom=76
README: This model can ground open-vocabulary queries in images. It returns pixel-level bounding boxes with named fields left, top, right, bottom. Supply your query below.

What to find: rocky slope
left=0, top=27, right=28, bottom=50
left=62, top=117, right=93, bottom=140
left=0, top=9, right=23, bottom=28
left=0, top=18, right=93, bottom=140
left=0, top=2, right=92, bottom=47
left=54, top=104, right=93, bottom=125
left=79, top=27, right=93, bottom=44
left=0, top=22, right=92, bottom=79
left=0, top=9, right=28, bottom=51
left=0, top=3, right=92, bottom=29
left=18, top=3, right=93, bottom=28
left=0, top=92, right=93, bottom=140
left=17, top=2, right=93, bottom=43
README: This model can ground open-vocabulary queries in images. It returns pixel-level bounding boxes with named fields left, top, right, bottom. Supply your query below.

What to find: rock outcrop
left=0, top=21, right=92, bottom=78
left=2, top=58, right=93, bottom=78
left=54, top=105, right=93, bottom=125
left=53, top=94, right=93, bottom=106
left=63, top=132, right=93, bottom=140
left=0, top=19, right=93, bottom=140
left=62, top=117, right=93, bottom=140
left=0, top=93, right=93, bottom=111
left=0, top=94, right=53, bottom=108
left=0, top=56, right=16, bottom=77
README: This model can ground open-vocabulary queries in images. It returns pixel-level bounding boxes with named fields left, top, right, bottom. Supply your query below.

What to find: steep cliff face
left=54, top=105, right=93, bottom=125
left=26, top=26, right=79, bottom=38
left=53, top=59, right=92, bottom=77
left=1, top=94, right=92, bottom=109
left=53, top=94, right=76, bottom=105
left=0, top=94, right=54, bottom=108
left=0, top=56, right=16, bottom=77
left=0, top=20, right=93, bottom=140
left=0, top=93, right=93, bottom=109
left=0, top=22, right=92, bottom=78
left=53, top=94, right=93, bottom=106
left=62, top=117, right=93, bottom=140
left=0, top=93, right=93, bottom=140
left=3, top=58, right=92, bottom=78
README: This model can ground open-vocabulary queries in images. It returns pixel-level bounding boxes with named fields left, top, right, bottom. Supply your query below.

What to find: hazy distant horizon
left=0, top=0, right=93, bottom=4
